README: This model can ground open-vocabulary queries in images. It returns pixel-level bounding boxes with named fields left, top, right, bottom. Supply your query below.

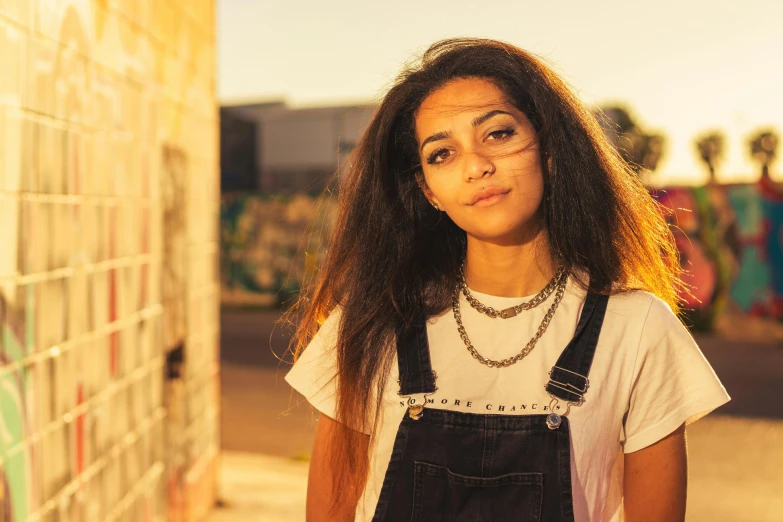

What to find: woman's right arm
left=307, top=413, right=370, bottom=522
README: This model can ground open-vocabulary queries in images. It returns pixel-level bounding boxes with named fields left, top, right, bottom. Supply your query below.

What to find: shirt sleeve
left=284, top=306, right=375, bottom=434
left=621, top=296, right=731, bottom=454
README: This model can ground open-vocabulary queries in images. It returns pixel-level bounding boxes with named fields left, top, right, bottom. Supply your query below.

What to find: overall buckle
left=544, top=366, right=589, bottom=430
left=397, top=372, right=438, bottom=420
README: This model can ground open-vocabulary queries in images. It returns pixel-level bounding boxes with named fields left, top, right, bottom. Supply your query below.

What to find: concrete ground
left=208, top=309, right=783, bottom=522
left=208, top=451, right=309, bottom=522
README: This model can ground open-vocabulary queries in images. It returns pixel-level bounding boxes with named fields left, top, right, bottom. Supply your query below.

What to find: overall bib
left=371, top=292, right=610, bottom=522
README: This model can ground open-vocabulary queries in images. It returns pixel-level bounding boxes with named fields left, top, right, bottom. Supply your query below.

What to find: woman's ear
left=542, top=149, right=552, bottom=172
left=415, top=171, right=442, bottom=210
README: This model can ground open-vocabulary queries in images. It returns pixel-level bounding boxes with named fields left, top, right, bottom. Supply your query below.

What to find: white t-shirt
left=285, top=274, right=731, bottom=522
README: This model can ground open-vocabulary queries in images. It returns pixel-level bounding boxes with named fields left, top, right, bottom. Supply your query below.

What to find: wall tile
left=0, top=19, right=21, bottom=104
left=2, top=3, right=218, bottom=520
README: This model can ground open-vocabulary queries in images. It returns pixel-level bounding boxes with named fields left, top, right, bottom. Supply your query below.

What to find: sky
left=217, top=0, right=783, bottom=185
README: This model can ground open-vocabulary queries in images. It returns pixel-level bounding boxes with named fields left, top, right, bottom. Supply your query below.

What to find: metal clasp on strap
left=544, top=366, right=589, bottom=430
left=547, top=366, right=589, bottom=394
left=401, top=392, right=437, bottom=420
left=397, top=372, right=438, bottom=420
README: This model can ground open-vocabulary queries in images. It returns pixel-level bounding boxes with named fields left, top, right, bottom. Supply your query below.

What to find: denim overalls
left=371, top=292, right=609, bottom=521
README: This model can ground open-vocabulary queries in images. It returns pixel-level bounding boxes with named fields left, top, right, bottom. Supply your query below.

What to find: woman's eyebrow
left=419, top=131, right=451, bottom=153
left=419, top=110, right=514, bottom=153
left=472, top=109, right=512, bottom=127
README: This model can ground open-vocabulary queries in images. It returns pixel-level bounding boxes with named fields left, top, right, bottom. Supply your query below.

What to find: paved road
left=220, top=309, right=295, bottom=368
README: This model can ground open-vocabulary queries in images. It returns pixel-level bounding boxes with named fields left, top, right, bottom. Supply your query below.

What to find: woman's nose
left=464, top=151, right=496, bottom=181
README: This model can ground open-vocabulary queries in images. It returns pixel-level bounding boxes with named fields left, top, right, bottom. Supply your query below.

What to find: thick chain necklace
left=452, top=269, right=569, bottom=368
left=459, top=262, right=567, bottom=319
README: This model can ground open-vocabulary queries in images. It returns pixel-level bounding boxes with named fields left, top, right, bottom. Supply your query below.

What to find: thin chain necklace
left=459, top=262, right=567, bottom=319
left=452, top=269, right=569, bottom=368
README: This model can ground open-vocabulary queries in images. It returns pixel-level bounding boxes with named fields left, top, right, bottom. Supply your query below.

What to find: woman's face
left=415, top=77, right=546, bottom=243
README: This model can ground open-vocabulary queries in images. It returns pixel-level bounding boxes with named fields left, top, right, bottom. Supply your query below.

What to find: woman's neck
left=464, top=232, right=556, bottom=298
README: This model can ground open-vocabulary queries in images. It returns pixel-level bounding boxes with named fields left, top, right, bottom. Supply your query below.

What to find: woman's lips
left=468, top=188, right=511, bottom=207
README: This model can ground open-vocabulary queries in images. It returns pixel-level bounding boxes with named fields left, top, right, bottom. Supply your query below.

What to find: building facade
left=221, top=101, right=376, bottom=195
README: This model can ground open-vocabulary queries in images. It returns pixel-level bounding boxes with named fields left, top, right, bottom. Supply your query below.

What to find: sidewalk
left=208, top=452, right=309, bottom=522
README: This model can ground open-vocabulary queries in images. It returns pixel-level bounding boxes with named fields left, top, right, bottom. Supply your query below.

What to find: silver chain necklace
left=452, top=270, right=569, bottom=368
left=459, top=262, right=567, bottom=319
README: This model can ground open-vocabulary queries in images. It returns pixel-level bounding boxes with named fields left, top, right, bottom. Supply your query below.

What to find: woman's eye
left=488, top=128, right=516, bottom=141
left=425, top=130, right=514, bottom=165
left=427, top=148, right=450, bottom=165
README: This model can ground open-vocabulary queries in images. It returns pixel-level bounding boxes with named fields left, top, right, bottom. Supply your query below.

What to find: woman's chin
left=464, top=220, right=540, bottom=245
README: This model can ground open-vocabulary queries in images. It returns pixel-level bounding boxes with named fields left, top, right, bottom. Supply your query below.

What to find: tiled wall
left=0, top=1, right=219, bottom=521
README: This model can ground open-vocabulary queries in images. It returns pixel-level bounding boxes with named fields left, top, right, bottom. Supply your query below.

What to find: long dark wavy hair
left=283, top=37, right=683, bottom=509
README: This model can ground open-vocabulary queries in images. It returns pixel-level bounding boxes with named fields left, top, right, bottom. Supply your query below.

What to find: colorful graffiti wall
left=0, top=1, right=220, bottom=521
left=220, top=181, right=783, bottom=331
left=653, top=178, right=783, bottom=330
left=220, top=193, right=336, bottom=306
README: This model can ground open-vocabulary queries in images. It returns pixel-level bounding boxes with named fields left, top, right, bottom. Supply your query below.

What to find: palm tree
left=748, top=128, right=779, bottom=180
left=694, top=131, right=726, bottom=183
left=595, top=105, right=666, bottom=177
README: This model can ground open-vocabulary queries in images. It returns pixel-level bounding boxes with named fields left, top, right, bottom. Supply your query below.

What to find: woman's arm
left=307, top=413, right=370, bottom=522
left=623, top=422, right=688, bottom=522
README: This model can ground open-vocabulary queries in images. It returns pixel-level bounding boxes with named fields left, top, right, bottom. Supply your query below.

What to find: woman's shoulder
left=570, top=268, right=663, bottom=318
left=607, top=286, right=676, bottom=315
left=602, top=286, right=679, bottom=338
left=311, top=304, right=344, bottom=347
left=606, top=287, right=658, bottom=309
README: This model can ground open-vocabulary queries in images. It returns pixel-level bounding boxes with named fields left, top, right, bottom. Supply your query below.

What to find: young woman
left=284, top=38, right=730, bottom=522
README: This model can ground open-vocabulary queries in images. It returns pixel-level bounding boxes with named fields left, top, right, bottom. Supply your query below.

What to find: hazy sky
left=217, top=1, right=783, bottom=184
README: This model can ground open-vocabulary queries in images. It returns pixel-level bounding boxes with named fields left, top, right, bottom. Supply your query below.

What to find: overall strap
left=396, top=319, right=437, bottom=396
left=545, top=292, right=610, bottom=404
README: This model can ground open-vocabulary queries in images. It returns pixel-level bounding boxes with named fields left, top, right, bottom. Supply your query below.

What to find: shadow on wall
left=220, top=181, right=783, bottom=331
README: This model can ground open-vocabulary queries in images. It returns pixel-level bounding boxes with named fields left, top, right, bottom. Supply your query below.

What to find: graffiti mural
left=220, top=193, right=337, bottom=306
left=652, top=181, right=783, bottom=329
left=0, top=290, right=33, bottom=522
left=1, top=1, right=219, bottom=522
left=758, top=177, right=783, bottom=318
left=161, top=146, right=188, bottom=352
